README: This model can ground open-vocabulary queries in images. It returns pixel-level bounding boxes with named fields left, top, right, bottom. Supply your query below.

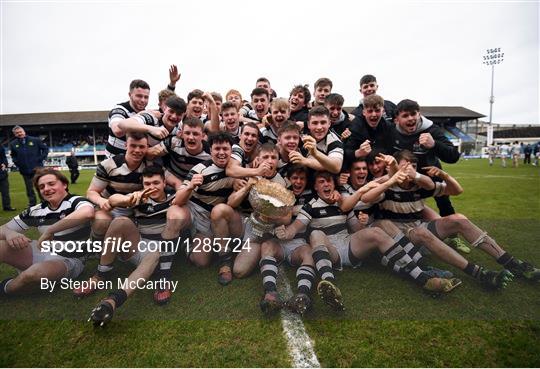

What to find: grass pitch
left=0, top=159, right=539, bottom=367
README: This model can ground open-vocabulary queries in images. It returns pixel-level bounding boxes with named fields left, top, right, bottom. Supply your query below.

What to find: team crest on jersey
left=210, top=174, right=219, bottom=181
left=147, top=205, right=155, bottom=213
left=29, top=142, right=34, bottom=146
left=319, top=209, right=327, bottom=215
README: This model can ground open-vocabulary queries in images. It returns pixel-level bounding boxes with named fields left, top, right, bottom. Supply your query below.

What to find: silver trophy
left=248, top=178, right=296, bottom=238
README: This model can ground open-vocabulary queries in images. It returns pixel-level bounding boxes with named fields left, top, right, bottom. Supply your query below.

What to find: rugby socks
left=393, top=232, right=424, bottom=264
left=296, top=265, right=316, bottom=295
left=107, top=289, right=128, bottom=309
left=381, top=243, right=429, bottom=286
left=260, top=256, right=278, bottom=292
left=156, top=237, right=177, bottom=283
left=464, top=262, right=485, bottom=279
left=0, top=278, right=13, bottom=296
left=96, top=263, right=114, bottom=280
left=312, top=245, right=335, bottom=282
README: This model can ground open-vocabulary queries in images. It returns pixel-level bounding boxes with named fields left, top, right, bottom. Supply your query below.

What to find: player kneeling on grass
left=276, top=171, right=461, bottom=312
left=0, top=168, right=94, bottom=296
left=361, top=150, right=540, bottom=288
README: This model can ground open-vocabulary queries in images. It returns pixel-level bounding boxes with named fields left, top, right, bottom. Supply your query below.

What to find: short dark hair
left=394, top=149, right=418, bottom=164
left=366, top=148, right=385, bottom=164
left=324, top=93, right=344, bottom=106
left=241, top=122, right=260, bottom=137
left=221, top=101, right=237, bottom=111
left=166, top=96, right=187, bottom=114
left=396, top=99, right=420, bottom=114
left=256, top=77, right=270, bottom=84
left=187, top=89, right=204, bottom=102
left=286, top=164, right=308, bottom=179
left=360, top=74, right=377, bottom=86
left=129, top=79, right=150, bottom=91
left=251, top=88, right=269, bottom=99
left=126, top=132, right=148, bottom=142
left=289, top=85, right=311, bottom=105
left=256, top=142, right=278, bottom=156
left=208, top=131, right=234, bottom=147
left=142, top=164, right=165, bottom=178
left=308, top=105, right=330, bottom=120
left=182, top=117, right=204, bottom=130
left=278, top=121, right=301, bottom=137
left=33, top=167, right=69, bottom=193
left=349, top=157, right=367, bottom=170
left=313, top=171, right=336, bottom=185
left=314, top=77, right=332, bottom=89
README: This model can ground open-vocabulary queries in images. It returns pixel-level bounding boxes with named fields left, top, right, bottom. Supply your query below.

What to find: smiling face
left=289, top=92, right=306, bottom=112
left=13, top=127, right=26, bottom=139
left=360, top=81, right=378, bottom=97
left=278, top=130, right=300, bottom=154
left=288, top=170, right=307, bottom=196
left=350, top=161, right=369, bottom=188
left=314, top=175, right=336, bottom=203
left=211, top=141, right=232, bottom=168
left=308, top=114, right=330, bottom=141
left=368, top=158, right=385, bottom=178
left=126, top=136, right=148, bottom=162
left=395, top=110, right=420, bottom=134
left=240, top=125, right=259, bottom=154
left=142, top=174, right=166, bottom=201
left=129, top=87, right=150, bottom=112
left=163, top=107, right=184, bottom=130
left=37, top=174, right=68, bottom=205
left=187, top=97, right=204, bottom=118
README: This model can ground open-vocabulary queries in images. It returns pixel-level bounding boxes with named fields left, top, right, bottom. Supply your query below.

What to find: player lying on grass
left=0, top=168, right=94, bottom=296
left=74, top=165, right=190, bottom=306
left=361, top=150, right=540, bottom=287
left=275, top=171, right=461, bottom=313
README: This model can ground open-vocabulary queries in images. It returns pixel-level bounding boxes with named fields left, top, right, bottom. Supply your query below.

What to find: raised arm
left=423, top=166, right=463, bottom=196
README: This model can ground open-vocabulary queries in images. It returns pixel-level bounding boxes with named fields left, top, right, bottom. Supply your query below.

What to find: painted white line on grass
left=277, top=266, right=321, bottom=368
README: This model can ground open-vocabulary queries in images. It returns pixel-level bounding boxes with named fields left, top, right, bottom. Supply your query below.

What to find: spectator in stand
left=0, top=145, right=15, bottom=211
left=65, top=150, right=80, bottom=184
left=9, top=126, right=49, bottom=207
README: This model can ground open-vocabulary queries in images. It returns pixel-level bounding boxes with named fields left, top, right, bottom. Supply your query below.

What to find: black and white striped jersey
left=106, top=104, right=161, bottom=157
left=184, top=160, right=234, bottom=212
left=94, top=154, right=150, bottom=197
left=340, top=183, right=377, bottom=216
left=260, top=126, right=278, bottom=144
left=302, top=131, right=344, bottom=161
left=134, top=189, right=176, bottom=240
left=296, top=196, right=354, bottom=237
left=160, top=136, right=211, bottom=180
left=6, top=195, right=93, bottom=257
left=231, top=144, right=254, bottom=167
left=379, top=182, right=447, bottom=222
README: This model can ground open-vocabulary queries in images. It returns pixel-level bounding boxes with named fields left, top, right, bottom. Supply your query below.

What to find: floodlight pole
left=483, top=47, right=504, bottom=147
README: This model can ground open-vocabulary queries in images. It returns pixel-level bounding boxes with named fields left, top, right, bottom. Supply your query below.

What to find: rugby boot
left=286, top=293, right=312, bottom=316
left=89, top=299, right=115, bottom=327
left=504, top=259, right=540, bottom=281
left=446, top=237, right=471, bottom=254
left=259, top=291, right=282, bottom=315
left=317, top=280, right=345, bottom=311
left=153, top=288, right=172, bottom=305
left=479, top=269, right=514, bottom=289
left=423, top=277, right=462, bottom=293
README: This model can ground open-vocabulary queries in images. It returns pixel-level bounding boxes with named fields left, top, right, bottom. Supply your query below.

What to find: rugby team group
left=1, top=65, right=538, bottom=326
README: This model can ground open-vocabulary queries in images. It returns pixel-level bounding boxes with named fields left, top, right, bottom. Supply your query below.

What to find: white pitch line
left=277, top=266, right=321, bottom=368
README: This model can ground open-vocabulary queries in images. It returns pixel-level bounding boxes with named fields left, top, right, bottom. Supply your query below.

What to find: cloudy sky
left=1, top=0, right=538, bottom=124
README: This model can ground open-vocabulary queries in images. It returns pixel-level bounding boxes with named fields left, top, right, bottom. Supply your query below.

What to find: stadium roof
left=418, top=106, right=485, bottom=120
left=0, top=106, right=485, bottom=127
left=0, top=111, right=108, bottom=127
